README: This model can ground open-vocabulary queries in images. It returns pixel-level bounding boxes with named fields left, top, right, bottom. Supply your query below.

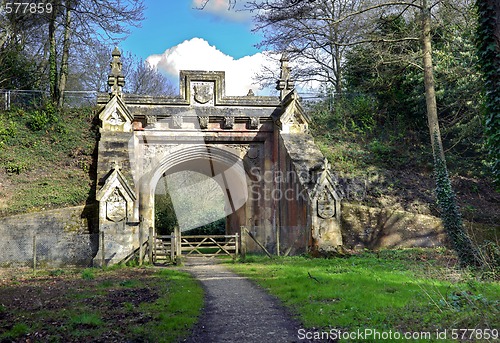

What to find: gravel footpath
left=182, top=258, right=308, bottom=343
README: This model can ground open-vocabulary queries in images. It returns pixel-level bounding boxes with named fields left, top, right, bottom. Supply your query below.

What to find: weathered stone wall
left=341, top=202, right=500, bottom=249
left=0, top=205, right=98, bottom=267
left=341, top=203, right=445, bottom=249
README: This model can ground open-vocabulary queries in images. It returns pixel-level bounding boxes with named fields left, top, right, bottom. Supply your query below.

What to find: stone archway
left=141, top=144, right=253, bottom=237
left=154, top=170, right=226, bottom=234
left=93, top=50, right=342, bottom=265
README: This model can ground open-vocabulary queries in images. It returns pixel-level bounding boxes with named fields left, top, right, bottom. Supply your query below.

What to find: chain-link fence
left=0, top=89, right=97, bottom=110
left=2, top=232, right=99, bottom=269
left=63, top=91, right=98, bottom=108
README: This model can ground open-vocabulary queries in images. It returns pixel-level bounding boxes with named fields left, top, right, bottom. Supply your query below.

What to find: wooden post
left=174, top=226, right=181, bottom=259
left=234, top=233, right=239, bottom=260
left=240, top=226, right=247, bottom=260
left=148, top=227, right=154, bottom=264
left=276, top=225, right=280, bottom=257
left=139, top=227, right=144, bottom=266
left=170, top=235, right=175, bottom=263
left=32, top=234, right=36, bottom=274
left=100, top=231, right=105, bottom=268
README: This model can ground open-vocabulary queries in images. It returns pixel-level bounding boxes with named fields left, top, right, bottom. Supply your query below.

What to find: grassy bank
left=0, top=106, right=97, bottom=216
left=228, top=250, right=499, bottom=342
left=0, top=267, right=203, bottom=342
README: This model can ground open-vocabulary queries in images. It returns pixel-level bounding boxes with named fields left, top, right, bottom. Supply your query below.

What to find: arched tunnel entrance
left=142, top=145, right=252, bottom=240
left=145, top=146, right=253, bottom=260
left=154, top=170, right=227, bottom=236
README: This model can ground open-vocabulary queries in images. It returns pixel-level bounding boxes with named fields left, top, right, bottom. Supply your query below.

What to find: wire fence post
left=170, top=234, right=175, bottom=263
left=100, top=231, right=105, bottom=268
left=234, top=233, right=239, bottom=261
left=276, top=225, right=280, bottom=257
left=32, top=234, right=37, bottom=274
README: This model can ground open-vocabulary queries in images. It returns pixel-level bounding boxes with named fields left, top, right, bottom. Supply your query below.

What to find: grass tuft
left=70, top=312, right=103, bottom=327
left=0, top=322, right=30, bottom=340
left=81, top=268, right=95, bottom=280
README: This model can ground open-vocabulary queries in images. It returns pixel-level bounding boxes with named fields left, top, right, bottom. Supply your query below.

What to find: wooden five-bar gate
left=148, top=227, right=239, bottom=264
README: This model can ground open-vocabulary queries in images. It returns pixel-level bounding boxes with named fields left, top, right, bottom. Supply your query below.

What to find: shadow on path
left=181, top=257, right=307, bottom=343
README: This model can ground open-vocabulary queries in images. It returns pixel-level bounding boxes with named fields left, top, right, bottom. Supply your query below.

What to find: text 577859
left=2, top=2, right=53, bottom=15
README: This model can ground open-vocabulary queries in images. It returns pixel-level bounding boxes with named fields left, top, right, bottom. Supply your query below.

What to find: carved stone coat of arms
left=106, top=188, right=127, bottom=222
left=193, top=84, right=213, bottom=104
left=317, top=191, right=335, bottom=219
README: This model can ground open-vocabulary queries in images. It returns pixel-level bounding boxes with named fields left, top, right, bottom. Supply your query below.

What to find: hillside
left=0, top=105, right=498, bottom=236
left=314, top=134, right=500, bottom=228
left=0, top=106, right=97, bottom=216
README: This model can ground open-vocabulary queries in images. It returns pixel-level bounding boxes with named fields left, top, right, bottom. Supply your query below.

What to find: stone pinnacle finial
left=108, top=47, right=125, bottom=97
left=276, top=53, right=295, bottom=101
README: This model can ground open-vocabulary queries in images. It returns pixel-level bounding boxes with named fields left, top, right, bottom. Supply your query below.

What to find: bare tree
left=65, top=43, right=113, bottom=92
left=0, top=0, right=49, bottom=89
left=66, top=45, right=175, bottom=96
left=123, top=54, right=176, bottom=96
left=248, top=0, right=372, bottom=94
left=48, top=0, right=145, bottom=106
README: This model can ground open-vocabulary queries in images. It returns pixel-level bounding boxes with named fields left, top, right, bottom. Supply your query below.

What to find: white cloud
left=146, top=38, right=276, bottom=96
left=146, top=37, right=324, bottom=97
left=191, top=0, right=253, bottom=22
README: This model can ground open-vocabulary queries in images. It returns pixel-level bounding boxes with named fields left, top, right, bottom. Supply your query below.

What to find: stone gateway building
left=0, top=49, right=458, bottom=268
left=94, top=48, right=342, bottom=265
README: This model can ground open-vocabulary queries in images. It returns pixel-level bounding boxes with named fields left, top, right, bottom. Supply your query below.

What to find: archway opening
left=154, top=170, right=227, bottom=235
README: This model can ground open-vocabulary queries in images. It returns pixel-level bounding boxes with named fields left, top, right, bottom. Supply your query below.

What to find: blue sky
left=117, top=1, right=279, bottom=95
left=121, top=1, right=262, bottom=61
left=118, top=1, right=318, bottom=96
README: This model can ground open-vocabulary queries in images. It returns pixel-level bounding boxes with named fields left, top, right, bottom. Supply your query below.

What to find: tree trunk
left=57, top=0, right=72, bottom=108
left=48, top=1, right=58, bottom=104
left=421, top=0, right=444, bottom=162
left=421, top=0, right=480, bottom=267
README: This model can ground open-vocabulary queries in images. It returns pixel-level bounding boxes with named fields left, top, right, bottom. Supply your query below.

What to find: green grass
left=0, top=106, right=97, bottom=216
left=0, top=322, right=31, bottom=340
left=81, top=268, right=95, bottom=280
left=228, top=250, right=499, bottom=342
left=0, top=267, right=204, bottom=342
left=132, top=269, right=204, bottom=342
left=70, top=312, right=103, bottom=327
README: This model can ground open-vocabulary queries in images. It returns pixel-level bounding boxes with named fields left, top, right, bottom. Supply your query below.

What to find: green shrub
left=49, top=269, right=65, bottom=277
left=4, top=160, right=30, bottom=174
left=27, top=110, right=50, bottom=131
left=26, top=102, right=59, bottom=131
left=0, top=119, right=17, bottom=147
left=368, top=139, right=393, bottom=156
